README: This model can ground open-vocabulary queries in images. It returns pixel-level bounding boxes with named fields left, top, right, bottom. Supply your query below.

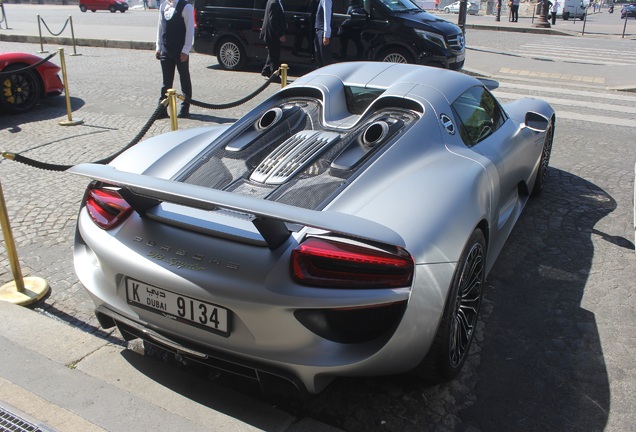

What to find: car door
left=281, top=0, right=315, bottom=62
left=451, top=85, right=532, bottom=250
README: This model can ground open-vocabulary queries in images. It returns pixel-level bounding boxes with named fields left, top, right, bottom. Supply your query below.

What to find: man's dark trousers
left=160, top=52, right=192, bottom=111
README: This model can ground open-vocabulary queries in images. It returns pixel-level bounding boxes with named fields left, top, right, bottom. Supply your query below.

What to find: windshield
left=375, top=0, right=421, bottom=12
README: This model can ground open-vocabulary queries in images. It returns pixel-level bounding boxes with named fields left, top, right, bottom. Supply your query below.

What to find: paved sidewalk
left=0, top=301, right=341, bottom=432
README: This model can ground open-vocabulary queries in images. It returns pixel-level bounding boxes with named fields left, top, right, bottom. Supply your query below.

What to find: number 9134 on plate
left=125, top=277, right=230, bottom=336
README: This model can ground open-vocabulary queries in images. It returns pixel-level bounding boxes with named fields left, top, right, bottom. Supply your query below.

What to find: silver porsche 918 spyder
left=70, top=62, right=555, bottom=394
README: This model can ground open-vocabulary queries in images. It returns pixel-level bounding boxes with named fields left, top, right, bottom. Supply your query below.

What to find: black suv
left=193, top=0, right=465, bottom=71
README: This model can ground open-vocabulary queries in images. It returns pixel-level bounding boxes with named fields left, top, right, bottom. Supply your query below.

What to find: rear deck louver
left=250, top=130, right=341, bottom=185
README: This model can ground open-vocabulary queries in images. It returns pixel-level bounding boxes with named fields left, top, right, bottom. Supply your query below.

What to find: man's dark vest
left=161, top=0, right=187, bottom=60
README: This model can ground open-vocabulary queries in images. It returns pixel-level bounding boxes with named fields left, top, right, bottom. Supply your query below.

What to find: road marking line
left=498, top=68, right=605, bottom=83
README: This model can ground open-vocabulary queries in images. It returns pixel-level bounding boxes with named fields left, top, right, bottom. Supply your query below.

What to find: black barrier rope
left=3, top=101, right=169, bottom=172
left=3, top=72, right=280, bottom=172
left=187, top=72, right=278, bottom=110
left=39, top=16, right=71, bottom=37
left=0, top=52, right=58, bottom=77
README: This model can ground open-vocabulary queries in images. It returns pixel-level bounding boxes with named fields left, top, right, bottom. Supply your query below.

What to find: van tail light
left=84, top=183, right=133, bottom=230
left=291, top=237, right=414, bottom=288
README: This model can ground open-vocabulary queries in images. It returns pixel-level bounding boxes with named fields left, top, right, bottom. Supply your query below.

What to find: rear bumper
left=95, top=305, right=311, bottom=395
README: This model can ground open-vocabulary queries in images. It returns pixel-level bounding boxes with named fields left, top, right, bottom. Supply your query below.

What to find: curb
left=0, top=301, right=343, bottom=432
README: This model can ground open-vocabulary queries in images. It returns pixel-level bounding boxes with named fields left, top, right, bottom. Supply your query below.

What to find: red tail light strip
left=84, top=184, right=133, bottom=230
left=291, top=237, right=414, bottom=288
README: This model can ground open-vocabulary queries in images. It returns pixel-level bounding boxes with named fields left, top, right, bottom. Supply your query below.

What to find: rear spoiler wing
left=69, top=164, right=406, bottom=250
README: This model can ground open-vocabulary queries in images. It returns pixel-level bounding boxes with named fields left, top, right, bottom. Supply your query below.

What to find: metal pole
left=58, top=47, right=84, bottom=126
left=0, top=181, right=25, bottom=293
left=532, top=0, right=551, bottom=27
left=69, top=16, right=81, bottom=56
left=281, top=64, right=288, bottom=88
left=0, top=181, right=50, bottom=306
left=496, top=0, right=501, bottom=21
left=0, top=2, right=10, bottom=29
left=167, top=88, right=178, bottom=131
left=623, top=12, right=628, bottom=38
left=458, top=0, right=468, bottom=32
left=37, top=15, right=48, bottom=53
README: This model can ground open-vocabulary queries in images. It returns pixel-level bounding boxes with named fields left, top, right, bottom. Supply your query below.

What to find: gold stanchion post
left=0, top=181, right=49, bottom=305
left=36, top=15, right=48, bottom=54
left=69, top=16, right=81, bottom=56
left=280, top=64, right=288, bottom=88
left=58, top=47, right=83, bottom=126
left=167, top=88, right=178, bottom=131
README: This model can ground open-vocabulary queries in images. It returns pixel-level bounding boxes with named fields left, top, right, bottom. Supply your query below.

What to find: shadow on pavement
left=0, top=96, right=84, bottom=131
left=461, top=167, right=612, bottom=431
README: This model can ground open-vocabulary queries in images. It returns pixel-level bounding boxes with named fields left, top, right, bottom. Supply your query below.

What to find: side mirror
left=349, top=7, right=369, bottom=19
left=524, top=111, right=549, bottom=132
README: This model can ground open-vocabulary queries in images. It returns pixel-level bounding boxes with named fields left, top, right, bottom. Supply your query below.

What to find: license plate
left=125, top=278, right=230, bottom=336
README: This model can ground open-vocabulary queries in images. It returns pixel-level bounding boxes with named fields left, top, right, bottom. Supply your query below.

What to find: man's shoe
left=177, top=108, right=190, bottom=118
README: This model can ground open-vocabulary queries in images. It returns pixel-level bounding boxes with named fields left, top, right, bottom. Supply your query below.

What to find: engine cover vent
left=250, top=130, right=341, bottom=185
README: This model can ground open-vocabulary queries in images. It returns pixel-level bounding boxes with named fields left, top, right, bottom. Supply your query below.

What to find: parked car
left=0, top=52, right=64, bottom=113
left=79, top=0, right=129, bottom=13
left=620, top=3, right=636, bottom=18
left=193, top=0, right=465, bottom=71
left=70, top=62, right=556, bottom=395
left=443, top=1, right=480, bottom=14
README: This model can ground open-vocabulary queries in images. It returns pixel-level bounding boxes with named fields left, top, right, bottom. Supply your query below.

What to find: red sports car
left=0, top=52, right=64, bottom=114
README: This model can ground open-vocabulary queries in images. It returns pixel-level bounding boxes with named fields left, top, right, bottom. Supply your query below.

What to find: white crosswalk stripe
left=487, top=76, right=636, bottom=128
left=515, top=43, right=636, bottom=66
left=469, top=43, right=636, bottom=66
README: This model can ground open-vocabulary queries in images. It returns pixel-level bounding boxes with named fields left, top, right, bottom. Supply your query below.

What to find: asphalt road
left=1, top=8, right=636, bottom=432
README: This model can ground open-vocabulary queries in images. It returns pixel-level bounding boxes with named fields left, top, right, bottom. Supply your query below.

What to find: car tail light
left=291, top=237, right=414, bottom=288
left=84, top=183, right=132, bottom=230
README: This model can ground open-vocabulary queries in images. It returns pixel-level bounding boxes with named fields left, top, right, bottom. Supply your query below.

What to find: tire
left=0, top=64, right=42, bottom=113
left=530, top=118, right=554, bottom=197
left=563, top=11, right=570, bottom=19
left=109, top=5, right=116, bottom=12
left=412, top=229, right=486, bottom=382
left=378, top=47, right=413, bottom=64
left=444, top=7, right=451, bottom=13
left=216, top=37, right=247, bottom=71
left=79, top=4, right=87, bottom=12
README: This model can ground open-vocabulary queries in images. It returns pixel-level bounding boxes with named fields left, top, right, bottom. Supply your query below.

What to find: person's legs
left=314, top=30, right=332, bottom=66
left=175, top=57, right=192, bottom=116
left=159, top=54, right=176, bottom=118
left=314, top=30, right=324, bottom=66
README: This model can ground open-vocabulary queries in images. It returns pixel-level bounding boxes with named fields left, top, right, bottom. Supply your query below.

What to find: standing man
left=551, top=0, right=560, bottom=24
left=314, top=0, right=333, bottom=67
left=156, top=0, right=194, bottom=119
left=510, top=0, right=520, bottom=22
left=260, top=0, right=286, bottom=81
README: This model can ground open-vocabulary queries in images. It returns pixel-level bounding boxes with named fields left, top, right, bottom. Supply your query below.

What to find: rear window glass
left=344, top=86, right=385, bottom=114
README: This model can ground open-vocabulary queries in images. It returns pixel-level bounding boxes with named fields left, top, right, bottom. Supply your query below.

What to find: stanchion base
left=37, top=51, right=50, bottom=54
left=59, top=119, right=84, bottom=126
left=70, top=53, right=83, bottom=56
left=0, top=277, right=49, bottom=306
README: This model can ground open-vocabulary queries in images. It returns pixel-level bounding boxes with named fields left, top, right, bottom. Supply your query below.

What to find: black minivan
left=193, top=0, right=465, bottom=71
